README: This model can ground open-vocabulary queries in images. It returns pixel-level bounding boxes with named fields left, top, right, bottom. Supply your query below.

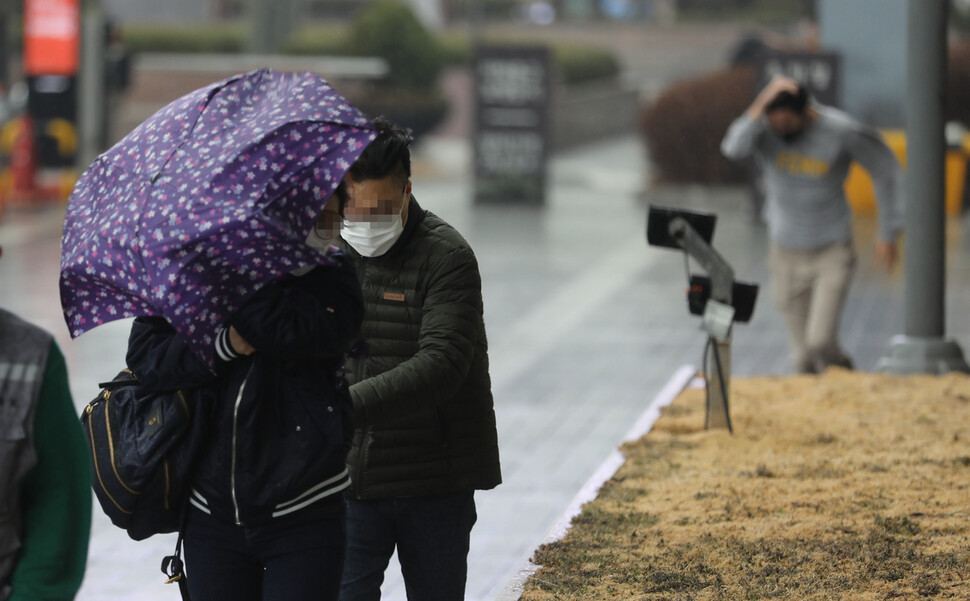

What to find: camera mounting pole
left=668, top=216, right=735, bottom=431
left=668, top=218, right=735, bottom=305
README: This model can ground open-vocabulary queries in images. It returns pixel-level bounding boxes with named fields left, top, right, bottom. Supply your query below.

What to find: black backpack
left=81, top=369, right=212, bottom=597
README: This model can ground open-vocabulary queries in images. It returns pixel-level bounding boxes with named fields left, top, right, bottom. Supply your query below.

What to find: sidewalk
left=2, top=132, right=970, bottom=601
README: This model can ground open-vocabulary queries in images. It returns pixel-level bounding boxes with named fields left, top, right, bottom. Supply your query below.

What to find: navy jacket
left=126, top=250, right=364, bottom=526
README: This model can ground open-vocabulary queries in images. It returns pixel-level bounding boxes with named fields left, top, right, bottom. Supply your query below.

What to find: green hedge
left=279, top=24, right=349, bottom=56
left=122, top=22, right=620, bottom=86
left=678, top=0, right=813, bottom=23
left=445, top=0, right=521, bottom=20
left=287, top=29, right=619, bottom=85
left=121, top=23, right=247, bottom=54
left=285, top=27, right=468, bottom=68
left=346, top=0, right=444, bottom=89
left=551, top=43, right=621, bottom=85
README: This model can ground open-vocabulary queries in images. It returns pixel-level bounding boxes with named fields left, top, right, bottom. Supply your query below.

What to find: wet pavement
left=3, top=132, right=970, bottom=600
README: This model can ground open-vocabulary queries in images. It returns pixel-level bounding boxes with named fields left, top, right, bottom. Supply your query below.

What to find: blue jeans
left=339, top=492, right=477, bottom=601
left=183, top=499, right=345, bottom=601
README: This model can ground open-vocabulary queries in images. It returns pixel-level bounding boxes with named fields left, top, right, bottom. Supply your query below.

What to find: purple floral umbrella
left=60, top=69, right=375, bottom=365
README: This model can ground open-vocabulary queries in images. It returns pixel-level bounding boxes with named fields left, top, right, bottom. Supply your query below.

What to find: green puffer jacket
left=339, top=198, right=501, bottom=499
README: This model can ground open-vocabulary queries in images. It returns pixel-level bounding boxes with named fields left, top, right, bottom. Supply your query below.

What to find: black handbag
left=81, top=369, right=211, bottom=599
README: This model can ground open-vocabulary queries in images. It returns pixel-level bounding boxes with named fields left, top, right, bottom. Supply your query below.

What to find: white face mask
left=341, top=210, right=405, bottom=257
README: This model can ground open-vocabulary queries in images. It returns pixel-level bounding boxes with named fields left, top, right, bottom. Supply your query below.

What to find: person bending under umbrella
left=125, top=195, right=364, bottom=601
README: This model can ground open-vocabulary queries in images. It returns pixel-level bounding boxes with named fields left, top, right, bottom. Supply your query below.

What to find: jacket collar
left=395, top=196, right=425, bottom=251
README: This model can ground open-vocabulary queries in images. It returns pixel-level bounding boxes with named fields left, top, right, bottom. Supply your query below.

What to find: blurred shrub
left=640, top=66, right=757, bottom=184
left=954, top=7, right=970, bottom=35
left=284, top=23, right=469, bottom=70
left=436, top=31, right=476, bottom=67
left=347, top=0, right=445, bottom=89
left=447, top=0, right=521, bottom=20
left=120, top=16, right=619, bottom=87
left=342, top=0, right=448, bottom=138
left=303, top=0, right=360, bottom=19
left=426, top=33, right=620, bottom=85
left=679, top=0, right=756, bottom=10
left=947, top=40, right=970, bottom=128
left=552, top=44, right=621, bottom=85
left=678, top=0, right=813, bottom=21
left=280, top=24, right=350, bottom=56
left=121, top=23, right=247, bottom=53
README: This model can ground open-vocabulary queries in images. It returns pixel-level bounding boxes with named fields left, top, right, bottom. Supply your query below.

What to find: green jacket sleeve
left=10, top=342, right=91, bottom=601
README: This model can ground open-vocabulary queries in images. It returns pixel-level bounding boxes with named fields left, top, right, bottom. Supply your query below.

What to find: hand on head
left=764, top=75, right=801, bottom=100
left=750, top=75, right=803, bottom=118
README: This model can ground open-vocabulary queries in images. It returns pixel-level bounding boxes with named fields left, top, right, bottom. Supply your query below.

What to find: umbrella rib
left=154, top=75, right=242, bottom=181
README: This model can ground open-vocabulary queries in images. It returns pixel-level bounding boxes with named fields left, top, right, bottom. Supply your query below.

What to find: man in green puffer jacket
left=336, top=117, right=501, bottom=601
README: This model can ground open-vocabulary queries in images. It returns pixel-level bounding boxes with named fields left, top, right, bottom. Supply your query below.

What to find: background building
left=818, top=0, right=907, bottom=127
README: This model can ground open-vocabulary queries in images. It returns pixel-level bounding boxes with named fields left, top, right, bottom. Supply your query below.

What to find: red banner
left=24, top=0, right=80, bottom=77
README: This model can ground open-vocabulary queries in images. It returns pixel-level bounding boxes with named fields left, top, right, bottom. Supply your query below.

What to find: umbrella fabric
left=60, top=69, right=375, bottom=365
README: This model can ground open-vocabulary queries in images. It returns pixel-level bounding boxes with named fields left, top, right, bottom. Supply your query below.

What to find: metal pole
left=78, top=8, right=105, bottom=172
left=904, top=0, right=946, bottom=337
left=877, top=0, right=970, bottom=374
left=707, top=340, right=731, bottom=431
left=669, top=218, right=734, bottom=431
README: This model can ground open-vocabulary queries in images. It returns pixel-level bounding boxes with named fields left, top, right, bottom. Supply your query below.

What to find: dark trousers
left=183, top=500, right=345, bottom=601
left=339, top=492, right=477, bottom=601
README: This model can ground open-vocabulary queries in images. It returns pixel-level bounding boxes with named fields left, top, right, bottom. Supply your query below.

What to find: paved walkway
left=2, top=133, right=970, bottom=600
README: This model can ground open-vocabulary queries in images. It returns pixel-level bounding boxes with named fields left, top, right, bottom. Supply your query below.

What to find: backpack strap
left=160, top=503, right=191, bottom=601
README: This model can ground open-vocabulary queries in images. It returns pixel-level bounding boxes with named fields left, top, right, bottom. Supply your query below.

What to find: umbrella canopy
left=60, top=69, right=375, bottom=365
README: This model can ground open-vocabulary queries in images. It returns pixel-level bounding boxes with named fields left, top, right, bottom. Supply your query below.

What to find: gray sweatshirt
left=721, top=105, right=902, bottom=249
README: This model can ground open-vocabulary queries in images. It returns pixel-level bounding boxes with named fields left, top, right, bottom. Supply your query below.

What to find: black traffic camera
left=646, top=205, right=759, bottom=325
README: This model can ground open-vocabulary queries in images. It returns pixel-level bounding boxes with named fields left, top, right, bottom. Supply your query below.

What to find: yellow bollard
left=845, top=129, right=967, bottom=217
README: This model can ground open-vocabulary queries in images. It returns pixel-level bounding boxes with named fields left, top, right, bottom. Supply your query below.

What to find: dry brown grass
left=521, top=369, right=970, bottom=600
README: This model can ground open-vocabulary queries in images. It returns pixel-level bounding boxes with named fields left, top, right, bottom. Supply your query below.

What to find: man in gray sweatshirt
left=721, top=75, right=902, bottom=373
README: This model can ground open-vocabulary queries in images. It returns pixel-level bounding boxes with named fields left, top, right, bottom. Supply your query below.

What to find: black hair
left=765, top=84, right=809, bottom=114
left=348, top=116, right=414, bottom=189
